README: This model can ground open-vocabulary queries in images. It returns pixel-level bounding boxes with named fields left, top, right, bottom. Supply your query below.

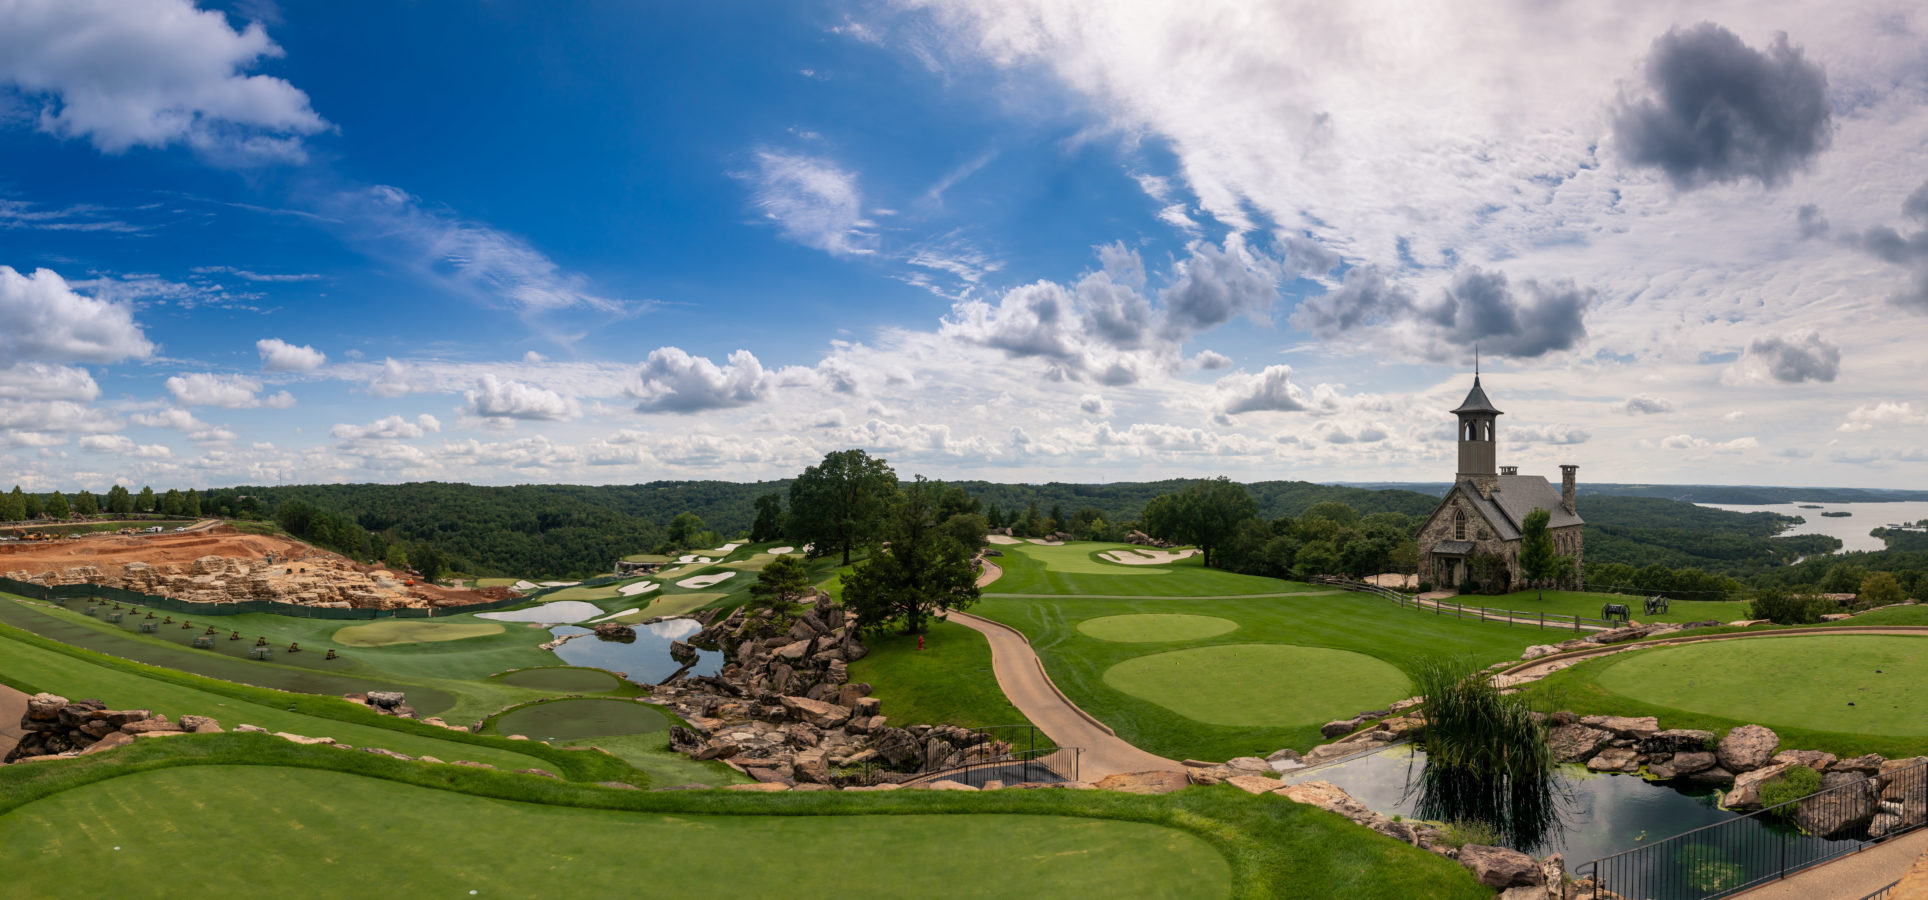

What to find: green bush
left=1759, top=764, right=1823, bottom=813
left=1746, top=589, right=1834, bottom=625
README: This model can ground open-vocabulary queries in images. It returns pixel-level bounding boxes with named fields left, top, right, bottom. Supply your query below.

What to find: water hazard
left=546, top=617, right=723, bottom=684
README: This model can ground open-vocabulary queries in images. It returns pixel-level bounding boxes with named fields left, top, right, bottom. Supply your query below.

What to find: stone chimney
left=1500, top=466, right=1518, bottom=476
left=1560, top=465, right=1578, bottom=515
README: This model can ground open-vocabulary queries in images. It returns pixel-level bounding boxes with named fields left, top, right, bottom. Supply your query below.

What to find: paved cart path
left=949, top=561, right=1180, bottom=780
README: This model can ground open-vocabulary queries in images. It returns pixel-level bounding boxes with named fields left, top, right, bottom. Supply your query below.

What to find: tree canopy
left=788, top=449, right=897, bottom=565
left=1142, top=477, right=1258, bottom=567
left=840, top=477, right=981, bottom=635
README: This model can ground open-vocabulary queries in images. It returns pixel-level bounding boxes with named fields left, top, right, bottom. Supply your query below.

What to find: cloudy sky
left=3, top=0, right=1927, bottom=491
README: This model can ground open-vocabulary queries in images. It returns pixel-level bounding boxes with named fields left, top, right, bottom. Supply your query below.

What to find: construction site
left=0, top=523, right=517, bottom=610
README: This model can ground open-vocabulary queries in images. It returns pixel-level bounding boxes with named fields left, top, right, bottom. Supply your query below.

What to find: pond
left=1697, top=500, right=1928, bottom=554
left=546, top=617, right=723, bottom=685
left=1282, top=745, right=1859, bottom=879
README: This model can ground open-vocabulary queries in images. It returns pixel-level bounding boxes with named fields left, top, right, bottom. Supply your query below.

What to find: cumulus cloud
left=1214, top=365, right=1309, bottom=416
left=463, top=374, right=581, bottom=421
left=129, top=407, right=231, bottom=442
left=1839, top=402, right=1928, bottom=433
left=627, top=347, right=770, bottom=413
left=1191, top=350, right=1232, bottom=370
left=743, top=152, right=875, bottom=256
left=79, top=434, right=171, bottom=458
left=1425, top=268, right=1591, bottom=359
left=1159, top=241, right=1280, bottom=333
left=1078, top=393, right=1112, bottom=417
left=331, top=414, right=442, bottom=441
left=1323, top=423, right=1390, bottom=444
left=1658, top=433, right=1758, bottom=452
left=0, top=363, right=100, bottom=402
left=1616, top=394, right=1674, bottom=415
left=1735, top=332, right=1841, bottom=384
left=0, top=0, right=329, bottom=164
left=256, top=337, right=326, bottom=372
left=0, top=266, right=155, bottom=363
left=364, top=358, right=433, bottom=398
left=1611, top=24, right=1831, bottom=190
left=1289, top=265, right=1415, bottom=337
left=1858, top=180, right=1928, bottom=313
left=1510, top=424, right=1591, bottom=445
left=165, top=372, right=294, bottom=409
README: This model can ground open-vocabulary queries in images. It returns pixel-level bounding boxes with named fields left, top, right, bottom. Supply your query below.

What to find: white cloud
left=330, top=414, right=442, bottom=441
left=130, top=406, right=232, bottom=442
left=256, top=337, right=326, bottom=372
left=0, top=266, right=154, bottom=363
left=742, top=152, right=876, bottom=256
left=1658, top=433, right=1759, bottom=453
left=165, top=372, right=293, bottom=409
left=463, top=374, right=581, bottom=421
left=1078, top=393, right=1113, bottom=417
left=1616, top=394, right=1674, bottom=415
left=1509, top=424, right=1592, bottom=445
left=364, top=358, right=434, bottom=398
left=1839, top=401, right=1928, bottom=432
left=1192, top=350, right=1232, bottom=370
left=192, top=266, right=320, bottom=282
left=627, top=347, right=771, bottom=413
left=79, top=434, right=171, bottom=458
left=0, top=363, right=100, bottom=401
left=0, top=0, right=329, bottom=163
left=1725, top=331, right=1842, bottom=385
left=1213, top=365, right=1309, bottom=415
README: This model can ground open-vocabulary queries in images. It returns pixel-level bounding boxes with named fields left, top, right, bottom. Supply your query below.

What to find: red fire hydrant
left=917, top=635, right=925, bottom=651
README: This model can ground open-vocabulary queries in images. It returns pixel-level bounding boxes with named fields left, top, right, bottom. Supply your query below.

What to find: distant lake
left=1697, top=501, right=1928, bottom=554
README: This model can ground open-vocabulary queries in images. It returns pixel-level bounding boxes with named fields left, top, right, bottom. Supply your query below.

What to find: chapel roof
left=1451, top=375, right=1503, bottom=416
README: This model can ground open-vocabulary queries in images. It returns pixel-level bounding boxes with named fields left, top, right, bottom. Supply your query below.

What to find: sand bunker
left=706, top=543, right=742, bottom=555
left=536, top=581, right=579, bottom=588
left=676, top=572, right=737, bottom=589
left=985, top=535, right=1022, bottom=545
left=1100, top=548, right=1199, bottom=566
left=674, top=555, right=717, bottom=564
left=1028, top=539, right=1065, bottom=546
left=617, top=581, right=660, bottom=597
left=591, top=607, right=639, bottom=623
left=767, top=546, right=796, bottom=555
left=476, top=600, right=605, bottom=624
left=512, top=580, right=538, bottom=591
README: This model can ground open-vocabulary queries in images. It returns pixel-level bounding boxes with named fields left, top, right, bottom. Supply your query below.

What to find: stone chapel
left=1416, top=374, right=1584, bottom=591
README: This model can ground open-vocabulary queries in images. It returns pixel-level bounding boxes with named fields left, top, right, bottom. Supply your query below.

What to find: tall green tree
left=985, top=503, right=1004, bottom=530
left=1, top=486, right=23, bottom=521
left=45, top=491, right=70, bottom=519
left=135, top=486, right=156, bottom=513
left=788, top=449, right=897, bottom=565
left=841, top=477, right=980, bottom=636
left=185, top=489, right=202, bottom=517
left=160, top=489, right=186, bottom=517
left=413, top=546, right=448, bottom=583
left=74, top=490, right=99, bottom=516
left=1046, top=503, right=1065, bottom=534
left=1141, top=477, right=1258, bottom=568
left=1860, top=572, right=1905, bottom=607
left=1517, top=508, right=1570, bottom=601
left=746, top=553, right=812, bottom=636
left=23, top=491, right=43, bottom=519
left=749, top=493, right=785, bottom=542
left=106, top=485, right=132, bottom=515
left=663, top=511, right=706, bottom=549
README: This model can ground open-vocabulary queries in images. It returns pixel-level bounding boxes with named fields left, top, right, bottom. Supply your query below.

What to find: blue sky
left=3, top=0, right=1927, bottom=491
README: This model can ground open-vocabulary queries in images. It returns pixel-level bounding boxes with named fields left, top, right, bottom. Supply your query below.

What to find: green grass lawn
left=1519, top=635, right=1928, bottom=760
left=490, top=697, right=668, bottom=741
left=848, top=619, right=1038, bottom=735
left=1843, top=604, right=1928, bottom=626
left=1078, top=613, right=1240, bottom=642
left=333, top=620, right=504, bottom=647
left=1467, top=590, right=1754, bottom=624
left=494, top=666, right=623, bottom=692
left=0, top=737, right=1492, bottom=898
left=986, top=542, right=1303, bottom=597
left=1105, top=645, right=1411, bottom=728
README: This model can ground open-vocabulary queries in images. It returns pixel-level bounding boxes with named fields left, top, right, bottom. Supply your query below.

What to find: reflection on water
left=1285, top=746, right=1745, bottom=862
left=547, top=618, right=721, bottom=684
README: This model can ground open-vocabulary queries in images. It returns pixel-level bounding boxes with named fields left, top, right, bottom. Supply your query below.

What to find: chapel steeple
left=1451, top=365, right=1502, bottom=492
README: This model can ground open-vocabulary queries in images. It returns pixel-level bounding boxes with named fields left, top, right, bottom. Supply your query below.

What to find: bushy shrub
left=1746, top=589, right=1834, bottom=625
left=1759, top=764, right=1823, bottom=814
left=1417, top=581, right=1434, bottom=593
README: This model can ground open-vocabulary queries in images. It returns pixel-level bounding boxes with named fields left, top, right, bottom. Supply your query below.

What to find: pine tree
left=46, top=491, right=70, bottom=519
left=136, top=486, right=156, bottom=513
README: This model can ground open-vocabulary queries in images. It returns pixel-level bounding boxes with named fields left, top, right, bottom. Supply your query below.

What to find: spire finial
left=1475, top=345, right=1480, bottom=378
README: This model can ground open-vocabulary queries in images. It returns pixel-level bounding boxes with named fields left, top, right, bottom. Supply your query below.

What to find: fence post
left=1539, top=610, right=1545, bottom=630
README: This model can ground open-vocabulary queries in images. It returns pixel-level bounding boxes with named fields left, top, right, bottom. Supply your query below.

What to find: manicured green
left=1105, top=645, right=1410, bottom=728
left=1593, top=636, right=1928, bottom=736
left=491, top=698, right=669, bottom=741
left=495, top=666, right=622, bottom=692
left=1078, top=613, right=1239, bottom=642
left=1842, top=605, right=1928, bottom=627
left=986, top=542, right=1299, bottom=597
left=848, top=619, right=1038, bottom=735
left=333, top=620, right=503, bottom=647
left=0, top=736, right=1492, bottom=898
left=1519, top=637, right=1928, bottom=760
left=622, top=591, right=727, bottom=620
left=1470, top=590, right=1753, bottom=625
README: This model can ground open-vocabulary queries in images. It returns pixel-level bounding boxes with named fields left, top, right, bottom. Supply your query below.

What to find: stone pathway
left=955, top=560, right=1181, bottom=780
left=0, top=681, right=27, bottom=760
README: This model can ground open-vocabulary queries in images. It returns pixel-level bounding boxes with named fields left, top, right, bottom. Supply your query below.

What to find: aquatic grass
left=1410, top=656, right=1562, bottom=850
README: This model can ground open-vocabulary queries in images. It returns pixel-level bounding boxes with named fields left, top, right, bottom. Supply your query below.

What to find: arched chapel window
left=1453, top=509, right=1467, bottom=541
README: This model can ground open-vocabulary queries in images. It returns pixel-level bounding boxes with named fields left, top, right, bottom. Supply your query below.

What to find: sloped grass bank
left=0, top=736, right=1491, bottom=899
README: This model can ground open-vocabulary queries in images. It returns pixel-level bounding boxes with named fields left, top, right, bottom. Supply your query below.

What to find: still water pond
left=1697, top=501, right=1928, bottom=554
left=547, top=618, right=722, bottom=684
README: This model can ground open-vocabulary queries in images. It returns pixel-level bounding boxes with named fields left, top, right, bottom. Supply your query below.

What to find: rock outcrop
left=5, top=692, right=219, bottom=763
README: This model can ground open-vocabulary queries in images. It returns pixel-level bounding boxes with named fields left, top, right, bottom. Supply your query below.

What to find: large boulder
left=1580, top=715, right=1659, bottom=740
left=1458, top=845, right=1546, bottom=889
left=1795, top=771, right=1879, bottom=838
left=1724, top=761, right=1795, bottom=809
left=365, top=691, right=406, bottom=710
left=1717, top=725, right=1779, bottom=773
left=1648, top=751, right=1717, bottom=780
left=1638, top=729, right=1715, bottom=756
left=1547, top=724, right=1613, bottom=763
left=1092, top=770, right=1190, bottom=795
left=593, top=622, right=636, bottom=641
left=1320, top=719, right=1357, bottom=739
left=1586, top=748, right=1641, bottom=773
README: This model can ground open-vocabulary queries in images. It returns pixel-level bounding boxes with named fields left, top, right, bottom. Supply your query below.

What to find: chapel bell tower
left=1452, top=369, right=1502, bottom=494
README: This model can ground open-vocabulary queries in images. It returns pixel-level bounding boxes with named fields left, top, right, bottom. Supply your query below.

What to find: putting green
left=332, top=621, right=504, bottom=647
left=1104, top=644, right=1411, bottom=728
left=1078, top=614, right=1239, bottom=643
left=492, top=697, right=668, bottom=740
left=495, top=666, right=621, bottom=692
left=1592, top=635, right=1928, bottom=737
left=0, top=766, right=1230, bottom=896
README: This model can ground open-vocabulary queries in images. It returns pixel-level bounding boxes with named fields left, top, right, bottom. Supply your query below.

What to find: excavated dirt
left=0, top=525, right=514, bottom=611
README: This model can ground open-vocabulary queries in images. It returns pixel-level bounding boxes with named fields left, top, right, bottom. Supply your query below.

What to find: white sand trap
left=617, top=581, right=660, bottom=597
left=706, top=543, right=742, bottom=555
left=1100, top=548, right=1199, bottom=566
left=475, top=600, right=604, bottom=624
left=985, top=535, right=1022, bottom=545
left=677, top=571, right=738, bottom=589
left=767, top=546, right=796, bottom=555
left=1028, top=539, right=1065, bottom=546
left=591, top=607, right=639, bottom=623
left=537, top=581, right=580, bottom=588
left=674, top=554, right=717, bottom=564
left=511, top=580, right=538, bottom=591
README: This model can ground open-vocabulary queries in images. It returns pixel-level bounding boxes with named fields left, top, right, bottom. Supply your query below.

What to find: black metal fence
left=1315, top=577, right=1616, bottom=631
left=894, top=724, right=1080, bottom=789
left=0, top=573, right=620, bottom=619
left=1581, top=757, right=1928, bottom=899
